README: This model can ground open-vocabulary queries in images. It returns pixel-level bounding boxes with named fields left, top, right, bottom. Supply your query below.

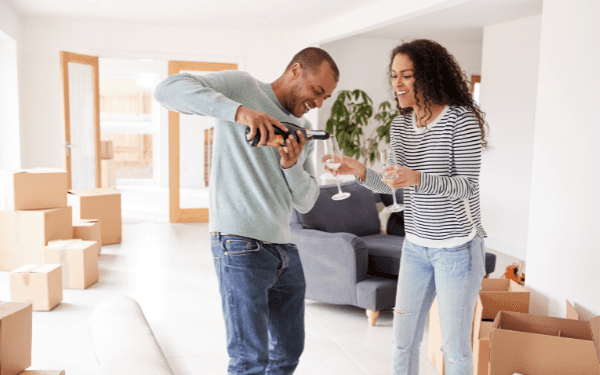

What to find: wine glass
left=324, top=135, right=351, bottom=201
left=379, top=149, right=404, bottom=212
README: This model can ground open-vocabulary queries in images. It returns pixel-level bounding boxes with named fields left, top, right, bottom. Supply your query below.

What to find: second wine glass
left=379, top=149, right=404, bottom=212
left=324, top=135, right=351, bottom=201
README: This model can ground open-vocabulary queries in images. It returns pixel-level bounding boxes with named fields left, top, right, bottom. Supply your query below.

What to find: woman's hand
left=382, top=165, right=420, bottom=188
left=322, top=154, right=367, bottom=181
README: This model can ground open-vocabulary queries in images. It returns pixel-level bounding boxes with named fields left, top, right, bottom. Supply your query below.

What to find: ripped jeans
left=392, top=237, right=486, bottom=375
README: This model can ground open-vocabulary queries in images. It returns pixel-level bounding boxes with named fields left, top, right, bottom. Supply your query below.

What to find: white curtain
left=68, top=62, right=96, bottom=190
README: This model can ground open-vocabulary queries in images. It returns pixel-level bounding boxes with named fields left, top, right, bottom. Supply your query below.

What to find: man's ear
left=290, top=62, right=302, bottom=79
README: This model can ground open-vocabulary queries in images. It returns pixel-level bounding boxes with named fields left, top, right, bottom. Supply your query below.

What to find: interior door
left=60, top=51, right=101, bottom=190
left=167, top=61, right=238, bottom=223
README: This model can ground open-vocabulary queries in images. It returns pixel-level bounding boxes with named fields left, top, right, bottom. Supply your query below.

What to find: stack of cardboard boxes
left=0, top=168, right=123, bottom=374
left=100, top=140, right=116, bottom=189
left=428, top=278, right=600, bottom=375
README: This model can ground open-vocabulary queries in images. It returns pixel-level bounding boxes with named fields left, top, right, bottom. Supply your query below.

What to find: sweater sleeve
left=282, top=137, right=320, bottom=213
left=153, top=71, right=242, bottom=122
left=414, top=110, right=482, bottom=199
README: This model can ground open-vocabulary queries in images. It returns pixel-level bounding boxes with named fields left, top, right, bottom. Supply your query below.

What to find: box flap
left=566, top=300, right=580, bottom=320
left=589, top=316, right=600, bottom=366
left=479, top=321, right=494, bottom=341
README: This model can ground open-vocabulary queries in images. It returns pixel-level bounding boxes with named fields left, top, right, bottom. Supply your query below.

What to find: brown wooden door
left=60, top=51, right=101, bottom=190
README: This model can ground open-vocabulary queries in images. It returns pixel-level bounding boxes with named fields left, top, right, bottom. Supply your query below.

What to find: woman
left=325, top=39, right=488, bottom=375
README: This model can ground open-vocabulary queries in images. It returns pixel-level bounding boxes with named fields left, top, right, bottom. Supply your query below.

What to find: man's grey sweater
left=154, top=70, right=319, bottom=244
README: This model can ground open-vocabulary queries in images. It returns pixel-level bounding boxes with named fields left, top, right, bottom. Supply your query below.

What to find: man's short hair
left=285, top=47, right=339, bottom=81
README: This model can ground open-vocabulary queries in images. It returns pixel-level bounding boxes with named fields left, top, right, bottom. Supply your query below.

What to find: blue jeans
left=392, top=237, right=486, bottom=375
left=211, top=233, right=306, bottom=375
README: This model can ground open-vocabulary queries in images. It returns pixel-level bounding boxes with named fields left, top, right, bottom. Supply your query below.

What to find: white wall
left=318, top=36, right=482, bottom=180
left=479, top=15, right=543, bottom=261
left=19, top=16, right=301, bottom=179
left=0, top=0, right=23, bottom=170
left=525, top=0, right=600, bottom=318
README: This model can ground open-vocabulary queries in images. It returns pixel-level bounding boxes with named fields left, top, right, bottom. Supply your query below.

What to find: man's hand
left=279, top=131, right=306, bottom=169
left=235, top=106, right=287, bottom=147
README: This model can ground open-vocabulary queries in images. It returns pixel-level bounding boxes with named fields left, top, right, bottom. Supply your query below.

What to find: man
left=154, top=47, right=339, bottom=375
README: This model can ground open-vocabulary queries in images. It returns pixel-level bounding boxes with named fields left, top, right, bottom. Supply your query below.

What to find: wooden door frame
left=60, top=51, right=101, bottom=190
left=167, top=61, right=238, bottom=223
left=471, top=74, right=481, bottom=94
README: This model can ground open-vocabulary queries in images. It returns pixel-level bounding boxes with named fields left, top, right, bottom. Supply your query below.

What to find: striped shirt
left=361, top=105, right=487, bottom=248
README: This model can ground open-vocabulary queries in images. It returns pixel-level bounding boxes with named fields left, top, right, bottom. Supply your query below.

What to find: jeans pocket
left=224, top=238, right=261, bottom=256
left=444, top=241, right=471, bottom=252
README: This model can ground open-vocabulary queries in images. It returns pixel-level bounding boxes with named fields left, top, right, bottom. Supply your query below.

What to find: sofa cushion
left=293, top=180, right=381, bottom=237
left=362, top=234, right=404, bottom=277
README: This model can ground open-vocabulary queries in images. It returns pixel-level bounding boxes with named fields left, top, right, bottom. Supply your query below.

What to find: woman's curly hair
left=389, top=39, right=489, bottom=148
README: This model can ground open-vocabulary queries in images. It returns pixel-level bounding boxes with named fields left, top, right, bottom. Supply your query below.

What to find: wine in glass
left=379, top=149, right=404, bottom=212
left=325, top=135, right=351, bottom=201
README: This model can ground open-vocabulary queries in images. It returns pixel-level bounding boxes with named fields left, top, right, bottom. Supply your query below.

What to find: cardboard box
left=489, top=310, right=600, bottom=375
left=68, top=188, right=121, bottom=245
left=0, top=169, right=68, bottom=211
left=0, top=207, right=73, bottom=271
left=472, top=296, right=494, bottom=375
left=73, top=220, right=102, bottom=254
left=10, top=264, right=63, bottom=311
left=100, top=159, right=116, bottom=189
left=44, top=239, right=99, bottom=289
left=101, top=140, right=114, bottom=159
left=18, top=371, right=65, bottom=375
left=428, top=278, right=531, bottom=375
left=0, top=302, right=32, bottom=375
left=479, top=278, right=530, bottom=320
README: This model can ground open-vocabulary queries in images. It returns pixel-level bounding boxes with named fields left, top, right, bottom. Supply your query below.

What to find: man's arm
left=154, top=71, right=285, bottom=146
left=153, top=72, right=241, bottom=121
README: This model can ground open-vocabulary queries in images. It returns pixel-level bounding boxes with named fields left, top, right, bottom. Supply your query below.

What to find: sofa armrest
left=291, top=227, right=368, bottom=306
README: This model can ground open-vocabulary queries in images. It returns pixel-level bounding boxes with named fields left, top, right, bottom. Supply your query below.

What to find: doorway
left=99, top=58, right=166, bottom=223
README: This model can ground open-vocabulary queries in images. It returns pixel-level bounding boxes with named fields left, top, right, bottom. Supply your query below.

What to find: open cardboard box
left=489, top=309, right=600, bottom=375
left=428, top=278, right=530, bottom=375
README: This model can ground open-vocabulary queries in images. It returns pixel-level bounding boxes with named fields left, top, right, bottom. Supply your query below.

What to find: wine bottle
left=245, top=122, right=330, bottom=147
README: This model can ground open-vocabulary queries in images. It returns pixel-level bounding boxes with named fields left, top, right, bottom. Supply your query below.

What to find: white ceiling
left=8, top=0, right=543, bottom=43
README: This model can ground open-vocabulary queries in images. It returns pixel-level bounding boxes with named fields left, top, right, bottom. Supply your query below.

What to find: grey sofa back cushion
left=292, top=180, right=381, bottom=237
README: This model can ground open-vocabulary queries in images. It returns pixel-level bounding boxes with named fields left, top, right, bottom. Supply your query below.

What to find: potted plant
left=325, top=89, right=398, bottom=165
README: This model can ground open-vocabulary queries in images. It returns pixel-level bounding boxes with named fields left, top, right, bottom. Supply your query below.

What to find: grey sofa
left=290, top=180, right=496, bottom=326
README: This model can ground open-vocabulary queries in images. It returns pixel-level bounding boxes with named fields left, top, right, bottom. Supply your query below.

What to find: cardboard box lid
left=68, top=188, right=120, bottom=197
